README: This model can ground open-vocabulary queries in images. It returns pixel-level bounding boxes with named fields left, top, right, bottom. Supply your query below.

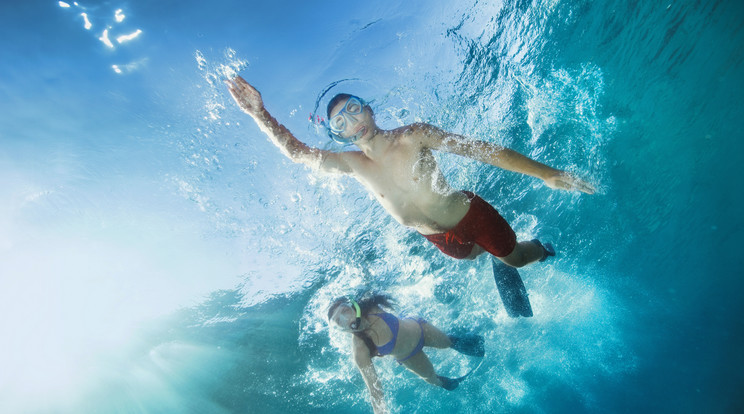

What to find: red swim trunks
left=422, top=192, right=517, bottom=259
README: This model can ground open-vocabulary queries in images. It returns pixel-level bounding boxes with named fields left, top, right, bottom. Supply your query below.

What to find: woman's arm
left=352, top=337, right=389, bottom=414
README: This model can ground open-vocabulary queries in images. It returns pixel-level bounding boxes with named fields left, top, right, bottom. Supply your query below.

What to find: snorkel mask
left=308, top=78, right=369, bottom=146
left=348, top=297, right=362, bottom=330
left=326, top=96, right=367, bottom=145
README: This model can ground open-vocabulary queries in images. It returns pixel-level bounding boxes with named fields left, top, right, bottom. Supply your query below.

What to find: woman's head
left=326, top=294, right=395, bottom=333
left=327, top=297, right=362, bottom=332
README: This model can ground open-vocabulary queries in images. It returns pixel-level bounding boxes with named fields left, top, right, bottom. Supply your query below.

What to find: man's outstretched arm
left=225, top=76, right=352, bottom=174
left=419, top=123, right=596, bottom=194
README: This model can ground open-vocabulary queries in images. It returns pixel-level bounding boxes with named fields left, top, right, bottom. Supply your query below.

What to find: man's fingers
left=225, top=76, right=260, bottom=100
left=225, top=78, right=248, bottom=100
left=227, top=87, right=239, bottom=102
left=235, top=76, right=254, bottom=92
left=225, top=79, right=241, bottom=97
left=555, top=174, right=596, bottom=194
left=225, top=80, right=239, bottom=97
left=581, top=183, right=596, bottom=194
left=571, top=179, right=595, bottom=194
left=575, top=178, right=596, bottom=194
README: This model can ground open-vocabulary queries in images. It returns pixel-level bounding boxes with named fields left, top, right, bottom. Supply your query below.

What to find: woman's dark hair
left=356, top=294, right=395, bottom=316
left=327, top=293, right=396, bottom=358
left=326, top=93, right=354, bottom=118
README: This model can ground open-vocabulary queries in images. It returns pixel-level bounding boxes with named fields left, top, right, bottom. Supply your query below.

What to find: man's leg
left=463, top=244, right=484, bottom=260
left=497, top=240, right=544, bottom=267
left=425, top=194, right=553, bottom=265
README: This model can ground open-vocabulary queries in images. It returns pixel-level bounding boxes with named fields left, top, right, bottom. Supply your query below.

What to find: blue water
left=1, top=0, right=743, bottom=413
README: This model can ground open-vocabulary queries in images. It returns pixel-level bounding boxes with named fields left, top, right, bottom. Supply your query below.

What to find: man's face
left=329, top=97, right=372, bottom=142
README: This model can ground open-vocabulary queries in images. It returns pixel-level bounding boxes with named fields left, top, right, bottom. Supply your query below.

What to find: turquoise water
left=1, top=0, right=742, bottom=413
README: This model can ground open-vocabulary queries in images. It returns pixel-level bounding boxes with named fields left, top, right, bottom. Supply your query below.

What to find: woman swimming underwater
left=327, top=294, right=485, bottom=414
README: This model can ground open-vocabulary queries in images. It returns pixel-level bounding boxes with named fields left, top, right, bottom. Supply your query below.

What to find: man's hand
left=544, top=171, right=596, bottom=194
left=225, top=76, right=264, bottom=116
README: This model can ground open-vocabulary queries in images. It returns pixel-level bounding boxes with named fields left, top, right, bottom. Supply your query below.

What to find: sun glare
left=116, top=29, right=143, bottom=44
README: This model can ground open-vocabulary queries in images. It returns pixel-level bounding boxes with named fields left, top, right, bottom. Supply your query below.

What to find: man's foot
left=532, top=239, right=555, bottom=262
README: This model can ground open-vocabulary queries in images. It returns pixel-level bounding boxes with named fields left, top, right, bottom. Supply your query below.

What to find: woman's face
left=330, top=304, right=359, bottom=332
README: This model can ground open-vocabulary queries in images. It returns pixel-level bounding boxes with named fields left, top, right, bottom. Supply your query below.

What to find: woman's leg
left=422, top=321, right=485, bottom=357
left=421, top=321, right=452, bottom=348
left=400, top=351, right=442, bottom=387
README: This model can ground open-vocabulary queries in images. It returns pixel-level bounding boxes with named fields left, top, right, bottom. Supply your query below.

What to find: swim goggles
left=327, top=96, right=366, bottom=144
left=348, top=297, right=362, bottom=330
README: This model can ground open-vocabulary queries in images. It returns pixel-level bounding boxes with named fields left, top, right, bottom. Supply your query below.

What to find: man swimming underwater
left=226, top=76, right=595, bottom=268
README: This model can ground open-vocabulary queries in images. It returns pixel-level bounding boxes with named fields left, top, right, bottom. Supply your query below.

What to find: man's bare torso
left=341, top=125, right=471, bottom=235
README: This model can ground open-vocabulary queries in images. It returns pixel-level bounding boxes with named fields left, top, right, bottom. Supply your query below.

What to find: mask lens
left=346, top=97, right=362, bottom=114
left=329, top=114, right=346, bottom=133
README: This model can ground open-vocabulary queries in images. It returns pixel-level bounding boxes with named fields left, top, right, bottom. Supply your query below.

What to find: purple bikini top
left=370, top=312, right=399, bottom=356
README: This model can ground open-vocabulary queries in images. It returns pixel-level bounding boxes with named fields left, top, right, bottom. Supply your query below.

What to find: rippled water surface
left=1, top=1, right=742, bottom=413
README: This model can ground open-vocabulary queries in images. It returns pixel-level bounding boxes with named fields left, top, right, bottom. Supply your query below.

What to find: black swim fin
left=436, top=358, right=484, bottom=391
left=437, top=375, right=460, bottom=391
left=448, top=333, right=485, bottom=358
left=492, top=258, right=533, bottom=318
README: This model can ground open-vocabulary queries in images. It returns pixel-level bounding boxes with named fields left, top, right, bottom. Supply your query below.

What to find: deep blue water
left=1, top=1, right=743, bottom=413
